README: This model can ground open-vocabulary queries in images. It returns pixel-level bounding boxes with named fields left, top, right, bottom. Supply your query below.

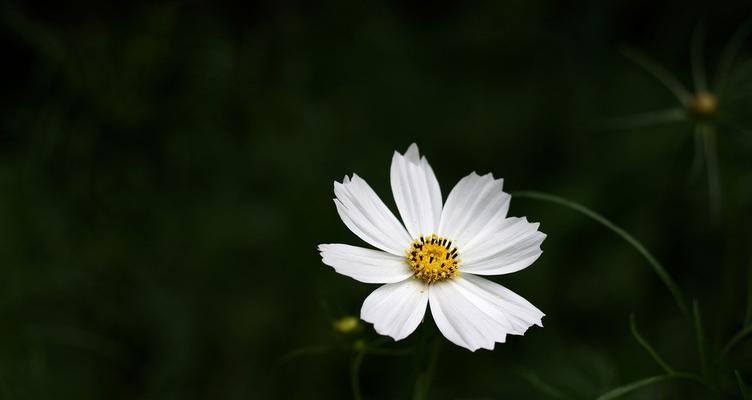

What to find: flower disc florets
left=407, top=234, right=460, bottom=283
left=688, top=91, right=717, bottom=121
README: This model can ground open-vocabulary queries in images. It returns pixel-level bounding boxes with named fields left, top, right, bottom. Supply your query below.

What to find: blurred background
left=1, top=0, right=752, bottom=398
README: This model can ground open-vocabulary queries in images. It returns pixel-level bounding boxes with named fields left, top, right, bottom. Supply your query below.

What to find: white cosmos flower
left=318, top=144, right=545, bottom=351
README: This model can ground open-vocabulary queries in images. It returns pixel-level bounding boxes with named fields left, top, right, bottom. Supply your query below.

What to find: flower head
left=318, top=144, right=545, bottom=351
left=333, top=316, right=361, bottom=335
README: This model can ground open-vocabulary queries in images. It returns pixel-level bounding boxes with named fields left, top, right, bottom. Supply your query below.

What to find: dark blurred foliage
left=1, top=0, right=752, bottom=399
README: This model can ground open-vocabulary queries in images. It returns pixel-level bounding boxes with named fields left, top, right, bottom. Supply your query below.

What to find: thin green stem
left=692, top=300, right=710, bottom=383
left=277, top=345, right=332, bottom=365
left=413, top=336, right=442, bottom=400
left=630, top=314, right=675, bottom=374
left=595, top=373, right=703, bottom=400
left=596, top=108, right=686, bottom=131
left=512, top=191, right=689, bottom=316
left=366, top=347, right=415, bottom=357
left=690, top=125, right=706, bottom=180
left=715, top=324, right=752, bottom=365
left=715, top=15, right=752, bottom=97
left=622, top=47, right=692, bottom=105
left=736, top=370, right=750, bottom=400
left=350, top=348, right=367, bottom=400
left=700, top=125, right=721, bottom=221
left=746, top=266, right=752, bottom=325
left=518, top=369, right=573, bottom=400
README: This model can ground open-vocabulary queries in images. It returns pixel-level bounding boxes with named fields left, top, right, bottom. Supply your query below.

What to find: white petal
left=318, top=244, right=413, bottom=284
left=460, top=217, right=546, bottom=276
left=361, top=278, right=429, bottom=341
left=428, top=274, right=543, bottom=351
left=438, top=172, right=510, bottom=250
left=390, top=143, right=443, bottom=240
left=333, top=174, right=412, bottom=255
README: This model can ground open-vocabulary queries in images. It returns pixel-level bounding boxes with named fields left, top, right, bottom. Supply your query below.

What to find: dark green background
left=1, top=0, right=751, bottom=398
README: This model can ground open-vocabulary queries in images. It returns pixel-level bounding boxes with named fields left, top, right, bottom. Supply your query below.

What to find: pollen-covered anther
left=406, top=234, right=460, bottom=283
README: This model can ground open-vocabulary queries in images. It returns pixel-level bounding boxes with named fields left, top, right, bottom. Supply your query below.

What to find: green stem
left=745, top=265, right=752, bottom=325
left=621, top=47, right=692, bottom=105
left=736, top=370, right=750, bottom=400
left=518, top=369, right=573, bottom=400
left=629, top=314, right=675, bottom=374
left=715, top=15, right=752, bottom=96
left=350, top=348, right=367, bottom=400
left=700, top=125, right=721, bottom=221
left=715, top=324, right=752, bottom=365
left=413, top=336, right=442, bottom=400
left=595, top=373, right=703, bottom=400
left=512, top=191, right=689, bottom=316
left=596, top=108, right=686, bottom=131
left=690, top=124, right=706, bottom=180
left=366, top=347, right=414, bottom=357
left=277, top=345, right=331, bottom=365
left=692, top=300, right=710, bottom=384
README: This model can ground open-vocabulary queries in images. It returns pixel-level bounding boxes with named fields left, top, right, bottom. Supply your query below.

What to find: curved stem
left=745, top=266, right=752, bottom=325
left=736, top=370, right=750, bottom=400
left=715, top=324, right=752, bottom=365
left=630, top=314, right=675, bottom=374
left=350, top=348, right=366, bottom=400
left=700, top=125, right=721, bottom=221
left=715, top=15, right=752, bottom=96
left=692, top=300, right=710, bottom=383
left=518, top=368, right=573, bottom=400
left=622, top=47, right=692, bottom=105
left=595, top=108, right=686, bottom=131
left=366, top=347, right=415, bottom=357
left=690, top=124, right=706, bottom=181
left=595, top=373, right=704, bottom=400
left=513, top=191, right=689, bottom=316
left=413, top=336, right=442, bottom=400
left=277, top=345, right=331, bottom=365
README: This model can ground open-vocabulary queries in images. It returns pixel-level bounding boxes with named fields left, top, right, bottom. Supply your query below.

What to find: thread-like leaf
left=595, top=108, right=686, bottom=131
left=513, top=191, right=689, bottom=316
left=716, top=324, right=752, bottom=364
left=746, top=265, right=752, bottom=325
left=630, top=314, right=675, bottom=374
left=737, top=370, right=750, bottom=400
left=595, top=375, right=673, bottom=400
left=700, top=125, right=722, bottom=221
left=690, top=125, right=706, bottom=180
left=277, top=345, right=332, bottom=365
left=518, top=369, right=573, bottom=400
left=715, top=15, right=752, bottom=96
left=350, top=348, right=366, bottom=400
left=622, top=47, right=692, bottom=105
left=692, top=300, right=710, bottom=381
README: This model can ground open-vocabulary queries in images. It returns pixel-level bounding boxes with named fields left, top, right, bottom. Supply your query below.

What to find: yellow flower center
left=688, top=91, right=717, bottom=120
left=333, top=316, right=360, bottom=334
left=407, top=234, right=460, bottom=283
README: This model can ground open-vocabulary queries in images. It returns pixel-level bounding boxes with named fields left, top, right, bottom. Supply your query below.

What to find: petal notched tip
left=404, top=143, right=420, bottom=161
left=393, top=144, right=422, bottom=165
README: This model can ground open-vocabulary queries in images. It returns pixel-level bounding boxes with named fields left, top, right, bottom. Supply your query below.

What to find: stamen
left=406, top=234, right=460, bottom=283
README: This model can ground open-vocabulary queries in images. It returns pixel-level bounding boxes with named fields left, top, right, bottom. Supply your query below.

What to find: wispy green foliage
left=630, top=314, right=676, bottom=374
left=513, top=191, right=689, bottom=316
left=0, top=1, right=750, bottom=399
